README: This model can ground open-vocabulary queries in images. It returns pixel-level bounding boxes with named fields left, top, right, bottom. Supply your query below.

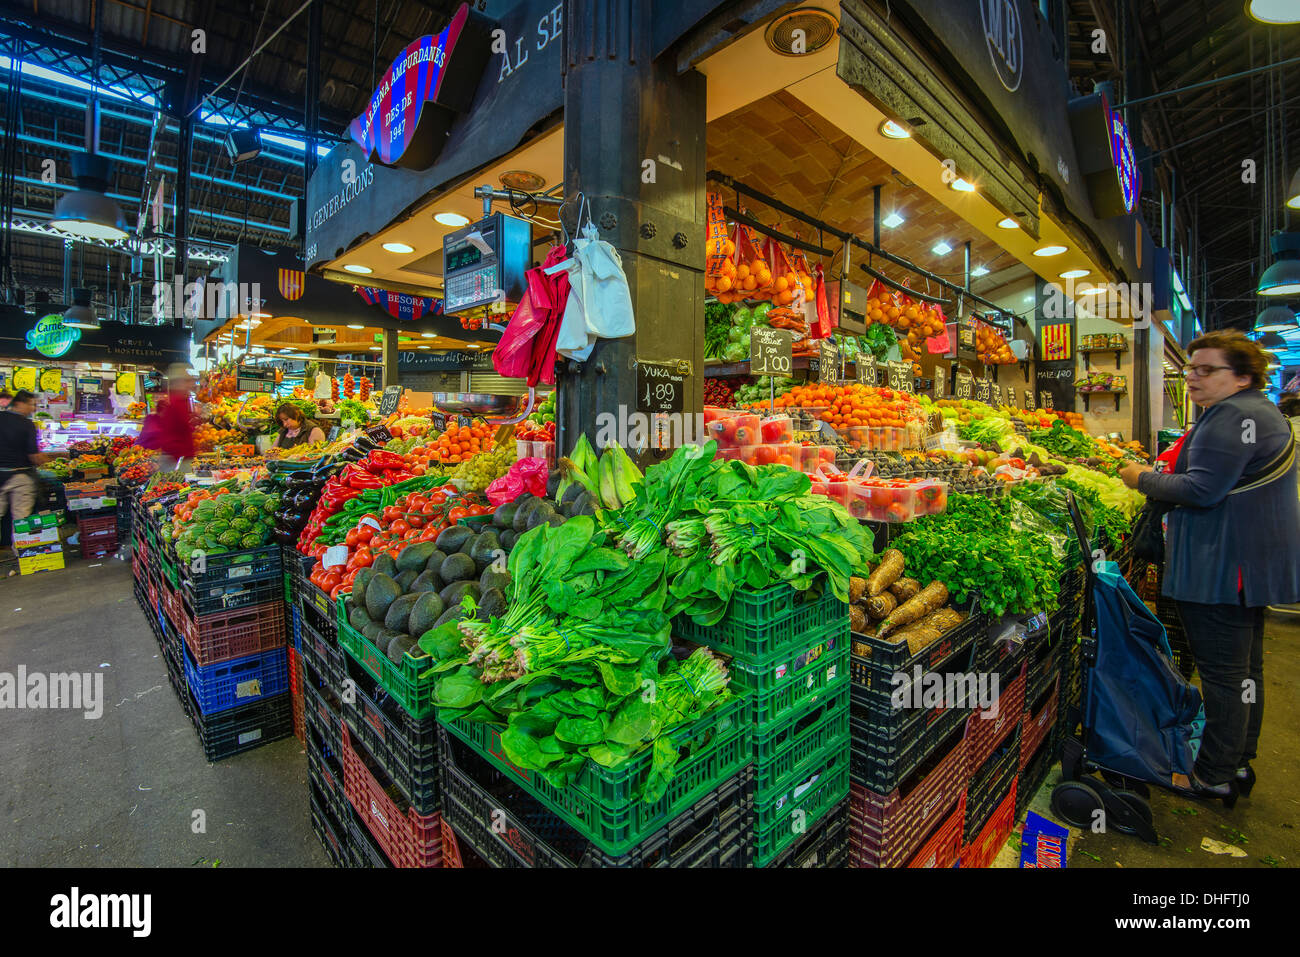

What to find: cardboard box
left=15, top=526, right=61, bottom=550
left=18, top=548, right=65, bottom=575
left=14, top=510, right=63, bottom=533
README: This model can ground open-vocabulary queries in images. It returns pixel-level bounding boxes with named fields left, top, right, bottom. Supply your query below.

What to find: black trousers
left=1175, top=599, right=1266, bottom=785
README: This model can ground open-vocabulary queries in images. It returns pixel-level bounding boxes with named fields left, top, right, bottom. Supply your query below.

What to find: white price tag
left=359, top=516, right=382, bottom=531
left=322, top=544, right=349, bottom=569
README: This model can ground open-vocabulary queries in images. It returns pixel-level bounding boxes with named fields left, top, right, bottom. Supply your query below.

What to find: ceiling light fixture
left=51, top=153, right=129, bottom=240
left=382, top=242, right=414, bottom=254
left=997, top=217, right=1019, bottom=229
left=1258, top=330, right=1289, bottom=349
left=500, top=170, right=547, bottom=192
left=434, top=212, right=470, bottom=228
left=1059, top=269, right=1090, bottom=279
left=421, top=332, right=437, bottom=338
left=417, top=345, right=431, bottom=350
left=932, top=241, right=953, bottom=255
left=950, top=178, right=976, bottom=193
left=368, top=345, right=381, bottom=351
left=1255, top=305, right=1299, bottom=333
left=343, top=264, right=372, bottom=274
left=970, top=265, right=990, bottom=277
left=1288, top=168, right=1300, bottom=209
left=1033, top=245, right=1068, bottom=257
left=1258, top=232, right=1300, bottom=296
left=347, top=323, right=365, bottom=330
left=879, top=119, right=911, bottom=139
left=882, top=212, right=904, bottom=228
left=1247, top=0, right=1300, bottom=25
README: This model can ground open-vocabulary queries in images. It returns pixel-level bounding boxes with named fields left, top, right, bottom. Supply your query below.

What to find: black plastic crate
left=1015, top=727, right=1057, bottom=820
left=963, top=726, right=1020, bottom=844
left=766, top=798, right=848, bottom=868
left=307, top=714, right=349, bottom=831
left=179, top=543, right=281, bottom=589
left=438, top=732, right=753, bottom=868
left=188, top=689, right=292, bottom=762
left=340, top=649, right=439, bottom=815
left=346, top=807, right=393, bottom=869
left=298, top=611, right=345, bottom=692
left=304, top=674, right=343, bottom=756
left=850, top=606, right=984, bottom=674
left=849, top=697, right=969, bottom=794
left=179, top=573, right=283, bottom=618
left=1025, top=637, right=1065, bottom=706
left=309, top=787, right=350, bottom=868
left=298, top=589, right=338, bottom=644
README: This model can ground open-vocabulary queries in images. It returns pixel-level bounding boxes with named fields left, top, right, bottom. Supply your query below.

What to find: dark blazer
left=1139, top=389, right=1300, bottom=606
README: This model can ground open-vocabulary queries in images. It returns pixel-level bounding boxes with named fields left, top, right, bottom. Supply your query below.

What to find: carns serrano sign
left=348, top=3, right=493, bottom=170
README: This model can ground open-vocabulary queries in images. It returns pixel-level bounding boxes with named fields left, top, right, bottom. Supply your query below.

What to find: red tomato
left=389, top=519, right=409, bottom=537
left=407, top=516, right=424, bottom=529
left=330, top=583, right=345, bottom=601
left=382, top=506, right=402, bottom=523
left=429, top=491, right=448, bottom=505
left=421, top=503, right=439, bottom=516
left=387, top=546, right=402, bottom=560
left=407, top=496, right=426, bottom=510
left=419, top=529, right=438, bottom=542
left=344, top=528, right=360, bottom=549
left=352, top=549, right=373, bottom=568
left=322, top=571, right=342, bottom=592
left=359, top=513, right=381, bottom=528
left=357, top=525, right=375, bottom=543
left=412, top=464, right=426, bottom=475
left=447, top=506, right=469, bottom=522
left=468, top=504, right=489, bottom=516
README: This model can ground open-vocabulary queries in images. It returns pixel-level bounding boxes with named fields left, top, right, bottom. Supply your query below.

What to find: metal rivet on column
left=672, top=231, right=688, bottom=249
left=640, top=222, right=657, bottom=239
left=599, top=212, right=618, bottom=230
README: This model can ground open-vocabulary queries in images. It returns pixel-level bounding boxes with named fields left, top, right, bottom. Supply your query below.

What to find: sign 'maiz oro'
left=348, top=3, right=493, bottom=170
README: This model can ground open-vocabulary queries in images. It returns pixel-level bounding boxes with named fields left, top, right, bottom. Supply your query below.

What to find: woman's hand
left=1119, top=462, right=1151, bottom=489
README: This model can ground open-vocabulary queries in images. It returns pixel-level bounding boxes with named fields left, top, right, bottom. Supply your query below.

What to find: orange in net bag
left=703, top=191, right=736, bottom=296
left=733, top=212, right=774, bottom=299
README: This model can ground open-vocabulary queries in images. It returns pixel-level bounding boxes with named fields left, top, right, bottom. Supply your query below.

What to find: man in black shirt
left=0, top=390, right=52, bottom=544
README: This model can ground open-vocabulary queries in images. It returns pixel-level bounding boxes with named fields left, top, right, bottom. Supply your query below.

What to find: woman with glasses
left=1118, top=331, right=1299, bottom=805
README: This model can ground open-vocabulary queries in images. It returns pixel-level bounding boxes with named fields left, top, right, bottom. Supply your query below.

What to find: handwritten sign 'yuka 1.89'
left=348, top=5, right=493, bottom=170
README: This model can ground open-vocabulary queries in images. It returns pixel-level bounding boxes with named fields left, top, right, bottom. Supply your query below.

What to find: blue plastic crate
left=291, top=604, right=303, bottom=652
left=183, top=645, right=289, bottom=716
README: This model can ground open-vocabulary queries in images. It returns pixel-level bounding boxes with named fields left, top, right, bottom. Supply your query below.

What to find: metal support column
left=558, top=0, right=707, bottom=460
left=303, top=1, right=322, bottom=228
left=382, top=329, right=398, bottom=389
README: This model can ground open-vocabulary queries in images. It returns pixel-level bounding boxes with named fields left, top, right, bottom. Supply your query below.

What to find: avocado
left=361, top=621, right=386, bottom=644
left=408, top=591, right=446, bottom=637
left=424, top=549, right=448, bottom=574
left=439, top=552, right=476, bottom=583
left=397, top=541, right=436, bottom=574
left=440, top=579, right=480, bottom=610
left=560, top=482, right=584, bottom=507
left=434, top=606, right=466, bottom=628
left=480, top=567, right=511, bottom=594
left=395, top=569, right=418, bottom=591
left=435, top=526, right=473, bottom=553
left=513, top=498, right=541, bottom=532
left=384, top=593, right=420, bottom=633
left=476, top=587, right=507, bottom=621
left=545, top=513, right=566, bottom=527
left=348, top=604, right=373, bottom=633
left=350, top=578, right=368, bottom=611
left=376, top=628, right=407, bottom=654
left=570, top=491, right=596, bottom=517
left=469, top=530, right=502, bottom=569
left=492, top=502, right=517, bottom=529
left=353, top=566, right=376, bottom=596
left=386, top=634, right=417, bottom=665
left=373, top=553, right=398, bottom=579
left=364, top=573, right=402, bottom=621
left=500, top=529, right=518, bottom=551
left=526, top=502, right=557, bottom=530
left=458, top=531, right=479, bottom=556
left=410, top=570, right=442, bottom=593
left=545, top=469, right=562, bottom=499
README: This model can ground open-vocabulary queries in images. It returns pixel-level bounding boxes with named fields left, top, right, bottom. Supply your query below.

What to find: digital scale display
left=442, top=212, right=531, bottom=314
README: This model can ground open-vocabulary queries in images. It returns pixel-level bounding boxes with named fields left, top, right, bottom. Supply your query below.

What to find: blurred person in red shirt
left=138, top=363, right=197, bottom=470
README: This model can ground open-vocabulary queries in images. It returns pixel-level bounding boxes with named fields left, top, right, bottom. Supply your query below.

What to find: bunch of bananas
left=558, top=434, right=643, bottom=510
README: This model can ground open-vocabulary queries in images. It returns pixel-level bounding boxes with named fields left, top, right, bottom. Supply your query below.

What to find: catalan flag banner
left=354, top=286, right=443, bottom=321
left=277, top=268, right=306, bottom=301
left=1040, top=323, right=1073, bottom=362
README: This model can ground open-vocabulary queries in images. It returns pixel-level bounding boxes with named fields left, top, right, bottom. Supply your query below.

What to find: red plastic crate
left=292, top=688, right=305, bottom=744
left=965, top=662, right=1026, bottom=771
left=288, top=647, right=302, bottom=696
left=440, top=815, right=462, bottom=868
left=848, top=722, right=968, bottom=868
left=179, top=599, right=287, bottom=668
left=960, top=779, right=1018, bottom=869
left=77, top=514, right=118, bottom=541
left=907, top=792, right=966, bottom=868
left=146, top=577, right=158, bottom=610
left=340, top=724, right=442, bottom=868
left=1020, top=677, right=1059, bottom=772
left=81, top=542, right=117, bottom=560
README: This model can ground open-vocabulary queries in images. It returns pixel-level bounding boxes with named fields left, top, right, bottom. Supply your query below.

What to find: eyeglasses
left=1184, top=364, right=1234, bottom=379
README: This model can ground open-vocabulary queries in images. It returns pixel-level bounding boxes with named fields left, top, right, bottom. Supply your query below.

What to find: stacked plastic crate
left=676, top=583, right=851, bottom=867
left=67, top=480, right=120, bottom=560
left=847, top=611, right=983, bottom=868
left=176, top=545, right=292, bottom=760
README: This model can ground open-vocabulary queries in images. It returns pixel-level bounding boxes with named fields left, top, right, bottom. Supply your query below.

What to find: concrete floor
left=0, top=553, right=327, bottom=868
left=1, top=549, right=1295, bottom=868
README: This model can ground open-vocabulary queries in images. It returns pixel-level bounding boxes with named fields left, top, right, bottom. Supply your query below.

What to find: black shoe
left=1190, top=772, right=1239, bottom=809
left=1236, top=764, right=1256, bottom=798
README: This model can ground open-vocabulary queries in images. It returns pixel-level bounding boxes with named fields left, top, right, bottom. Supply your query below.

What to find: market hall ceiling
left=0, top=0, right=462, bottom=308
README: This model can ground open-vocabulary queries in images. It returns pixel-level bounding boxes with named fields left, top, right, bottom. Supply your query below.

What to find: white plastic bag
left=574, top=222, right=635, bottom=341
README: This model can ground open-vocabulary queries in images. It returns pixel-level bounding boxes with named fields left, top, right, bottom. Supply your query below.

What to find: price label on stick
left=973, top=378, right=992, bottom=404
left=1023, top=389, right=1035, bottom=411
left=429, top=411, right=447, bottom=432
left=991, top=383, right=1004, bottom=407
left=378, top=385, right=402, bottom=416
left=749, top=328, right=794, bottom=375
left=955, top=370, right=973, bottom=400
left=635, top=360, right=687, bottom=414
left=887, top=360, right=914, bottom=393
left=933, top=370, right=946, bottom=399
left=817, top=339, right=840, bottom=385
left=856, top=353, right=878, bottom=385
left=1040, top=390, right=1054, bottom=410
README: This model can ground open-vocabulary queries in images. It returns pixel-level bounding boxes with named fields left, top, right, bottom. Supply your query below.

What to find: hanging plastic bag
left=573, top=221, right=635, bottom=341
left=703, top=192, right=737, bottom=299
left=494, top=264, right=560, bottom=380
left=812, top=263, right=833, bottom=339
left=761, top=234, right=799, bottom=308
left=732, top=212, right=774, bottom=300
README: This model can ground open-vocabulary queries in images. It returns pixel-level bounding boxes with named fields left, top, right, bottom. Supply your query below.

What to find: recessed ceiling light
left=932, top=241, right=953, bottom=255
left=420, top=332, right=436, bottom=338
left=879, top=119, right=911, bottom=139
left=250, top=311, right=272, bottom=318
left=1034, top=245, right=1068, bottom=257
left=1076, top=285, right=1106, bottom=297
left=970, top=265, right=990, bottom=277
left=1023, top=294, right=1034, bottom=303
left=368, top=345, right=381, bottom=351
left=467, top=344, right=480, bottom=349
left=382, top=242, right=414, bottom=254
left=1247, top=0, right=1300, bottom=25
left=882, top=212, right=904, bottom=229
left=435, top=212, right=470, bottom=228
left=997, top=218, right=1019, bottom=229
left=950, top=178, right=976, bottom=193
left=346, top=324, right=366, bottom=330
left=418, top=345, right=430, bottom=350
left=343, top=264, right=372, bottom=274
left=1059, top=269, right=1090, bottom=279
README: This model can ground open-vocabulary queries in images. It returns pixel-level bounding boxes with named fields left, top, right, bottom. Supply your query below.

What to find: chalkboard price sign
left=378, top=385, right=402, bottom=416
left=749, top=328, right=794, bottom=375
left=1023, top=389, right=1035, bottom=411
left=887, top=360, right=914, bottom=393
left=430, top=410, right=448, bottom=432
left=1040, top=390, right=1054, bottom=409
left=856, top=353, right=878, bottom=385
left=817, top=339, right=840, bottom=385
left=973, top=378, right=993, bottom=404
left=991, top=383, right=1004, bottom=407
left=635, top=360, right=687, bottom=414
left=933, top=368, right=946, bottom=398
left=955, top=370, right=974, bottom=400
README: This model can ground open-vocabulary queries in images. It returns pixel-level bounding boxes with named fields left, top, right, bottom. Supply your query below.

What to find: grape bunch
left=451, top=442, right=517, bottom=492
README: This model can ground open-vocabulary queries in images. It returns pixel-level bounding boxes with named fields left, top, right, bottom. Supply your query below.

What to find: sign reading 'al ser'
left=349, top=4, right=493, bottom=170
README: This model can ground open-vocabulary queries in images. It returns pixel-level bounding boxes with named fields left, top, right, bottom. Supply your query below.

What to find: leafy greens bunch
left=891, top=492, right=1061, bottom=618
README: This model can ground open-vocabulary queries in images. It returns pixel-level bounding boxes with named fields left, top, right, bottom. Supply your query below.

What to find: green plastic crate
left=751, top=684, right=849, bottom=795
left=753, top=753, right=851, bottom=868
left=438, top=691, right=750, bottom=857
left=456, top=513, right=495, bottom=530
left=729, top=623, right=850, bottom=726
left=159, top=552, right=178, bottom=592
left=283, top=571, right=292, bottom=604
left=335, top=594, right=437, bottom=719
left=674, top=584, right=848, bottom=663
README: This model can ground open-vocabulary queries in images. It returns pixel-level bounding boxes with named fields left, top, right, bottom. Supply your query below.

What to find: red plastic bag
left=812, top=263, right=833, bottom=339
left=486, top=457, right=550, bottom=505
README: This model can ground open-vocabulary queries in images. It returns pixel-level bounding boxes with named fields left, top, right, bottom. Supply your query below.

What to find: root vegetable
left=888, top=577, right=921, bottom=603
left=866, top=549, right=905, bottom=597
left=886, top=607, right=968, bottom=655
left=865, top=591, right=896, bottom=621
left=850, top=604, right=868, bottom=633
left=877, top=581, right=949, bottom=636
left=850, top=576, right=870, bottom=604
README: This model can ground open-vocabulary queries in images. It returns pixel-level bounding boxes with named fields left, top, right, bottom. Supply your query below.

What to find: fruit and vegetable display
left=1077, top=371, right=1127, bottom=393
left=515, top=391, right=556, bottom=443
left=732, top=376, right=798, bottom=406
left=974, top=319, right=1016, bottom=365
left=703, top=377, right=736, bottom=408
left=451, top=442, right=517, bottom=492
left=140, top=480, right=186, bottom=503
left=118, top=460, right=160, bottom=486
left=556, top=435, right=643, bottom=513
left=194, top=424, right=245, bottom=453
left=336, top=398, right=371, bottom=427
left=161, top=486, right=279, bottom=562
left=847, top=549, right=970, bottom=655
left=416, top=419, right=497, bottom=465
